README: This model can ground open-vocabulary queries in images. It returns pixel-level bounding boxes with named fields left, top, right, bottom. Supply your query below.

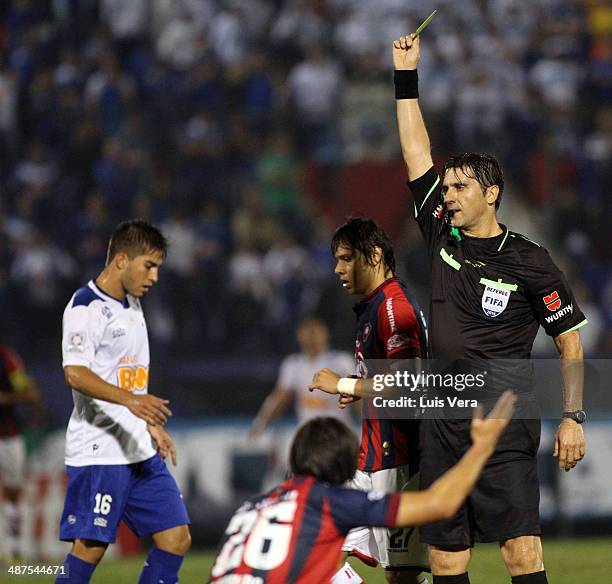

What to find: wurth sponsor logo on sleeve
left=543, top=291, right=562, bottom=312
left=545, top=304, right=573, bottom=324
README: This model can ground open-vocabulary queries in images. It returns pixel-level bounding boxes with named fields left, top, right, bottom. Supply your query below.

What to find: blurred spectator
left=14, top=140, right=55, bottom=191
left=10, top=232, right=77, bottom=354
left=287, top=46, right=342, bottom=160
left=156, top=8, right=206, bottom=71
left=256, top=132, right=303, bottom=215
left=231, top=187, right=280, bottom=251
left=161, top=208, right=199, bottom=349
left=0, top=1, right=607, bottom=363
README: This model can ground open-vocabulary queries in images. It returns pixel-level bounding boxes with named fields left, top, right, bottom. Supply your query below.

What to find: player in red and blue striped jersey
left=310, top=217, right=429, bottom=583
left=210, top=392, right=515, bottom=584
left=0, top=337, right=42, bottom=561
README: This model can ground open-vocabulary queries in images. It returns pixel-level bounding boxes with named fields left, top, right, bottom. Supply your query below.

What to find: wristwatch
left=562, top=410, right=586, bottom=424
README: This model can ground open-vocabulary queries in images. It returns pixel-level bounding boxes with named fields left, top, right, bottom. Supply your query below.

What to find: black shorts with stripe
left=419, top=417, right=542, bottom=547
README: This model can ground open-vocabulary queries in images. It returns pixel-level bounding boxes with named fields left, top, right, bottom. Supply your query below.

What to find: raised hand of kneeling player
left=470, top=390, right=517, bottom=454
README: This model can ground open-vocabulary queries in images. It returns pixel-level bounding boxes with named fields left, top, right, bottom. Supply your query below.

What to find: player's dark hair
left=331, top=217, right=395, bottom=275
left=290, top=417, right=358, bottom=484
left=107, top=219, right=168, bottom=263
left=445, top=152, right=504, bottom=210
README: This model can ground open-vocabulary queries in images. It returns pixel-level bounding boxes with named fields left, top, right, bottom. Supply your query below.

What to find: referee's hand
left=554, top=419, right=585, bottom=472
left=393, top=34, right=420, bottom=70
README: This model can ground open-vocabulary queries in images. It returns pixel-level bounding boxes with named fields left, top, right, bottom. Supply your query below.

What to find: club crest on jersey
left=67, top=332, right=85, bottom=353
left=481, top=285, right=510, bottom=318
left=387, top=333, right=411, bottom=351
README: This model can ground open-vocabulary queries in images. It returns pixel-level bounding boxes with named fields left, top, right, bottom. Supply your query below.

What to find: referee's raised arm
left=393, top=34, right=433, bottom=182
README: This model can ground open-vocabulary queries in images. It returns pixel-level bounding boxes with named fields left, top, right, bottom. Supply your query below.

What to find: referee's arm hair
left=394, top=391, right=517, bottom=526
left=393, top=35, right=434, bottom=182
left=553, top=330, right=586, bottom=471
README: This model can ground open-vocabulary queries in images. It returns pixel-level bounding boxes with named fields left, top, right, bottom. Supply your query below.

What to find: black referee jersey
left=408, top=167, right=587, bottom=363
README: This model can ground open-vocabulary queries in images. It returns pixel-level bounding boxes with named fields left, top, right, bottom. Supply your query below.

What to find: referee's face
left=442, top=166, right=491, bottom=230
left=334, top=244, right=373, bottom=296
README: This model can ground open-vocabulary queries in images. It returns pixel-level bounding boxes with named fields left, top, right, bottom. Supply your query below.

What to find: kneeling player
left=209, top=391, right=516, bottom=584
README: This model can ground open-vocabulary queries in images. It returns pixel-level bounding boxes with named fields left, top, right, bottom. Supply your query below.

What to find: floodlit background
left=0, top=0, right=611, bottom=575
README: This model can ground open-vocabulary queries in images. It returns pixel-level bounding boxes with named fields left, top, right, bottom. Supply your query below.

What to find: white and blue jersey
left=59, top=280, right=190, bottom=543
left=61, top=280, right=156, bottom=466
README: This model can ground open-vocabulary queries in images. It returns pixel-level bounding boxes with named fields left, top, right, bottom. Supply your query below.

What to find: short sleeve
left=521, top=245, right=587, bottom=337
left=408, top=166, right=443, bottom=251
left=62, top=302, right=106, bottom=368
left=326, top=486, right=400, bottom=531
left=377, top=297, right=423, bottom=359
left=276, top=355, right=296, bottom=392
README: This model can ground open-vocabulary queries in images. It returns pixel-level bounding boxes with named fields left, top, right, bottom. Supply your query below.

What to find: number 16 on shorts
left=93, top=493, right=112, bottom=525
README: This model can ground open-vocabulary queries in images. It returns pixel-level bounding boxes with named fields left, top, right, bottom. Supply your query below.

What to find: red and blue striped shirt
left=209, top=475, right=400, bottom=583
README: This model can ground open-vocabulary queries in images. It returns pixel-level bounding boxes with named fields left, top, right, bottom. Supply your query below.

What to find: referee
left=391, top=34, right=587, bottom=584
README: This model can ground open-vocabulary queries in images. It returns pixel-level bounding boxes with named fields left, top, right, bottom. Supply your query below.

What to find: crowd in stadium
left=0, top=0, right=610, bottom=361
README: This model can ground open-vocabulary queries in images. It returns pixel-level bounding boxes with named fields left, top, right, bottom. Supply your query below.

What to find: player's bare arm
left=393, top=34, right=433, bottom=181
left=552, top=330, right=586, bottom=472
left=147, top=423, right=177, bottom=466
left=309, top=361, right=420, bottom=399
left=395, top=391, right=516, bottom=526
left=249, top=386, right=293, bottom=440
left=64, top=365, right=171, bottom=425
left=309, top=368, right=372, bottom=398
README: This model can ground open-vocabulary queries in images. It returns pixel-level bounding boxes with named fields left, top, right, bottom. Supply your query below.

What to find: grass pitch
left=2, top=539, right=610, bottom=582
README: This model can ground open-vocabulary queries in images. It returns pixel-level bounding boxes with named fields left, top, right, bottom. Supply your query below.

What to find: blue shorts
left=59, top=454, right=190, bottom=543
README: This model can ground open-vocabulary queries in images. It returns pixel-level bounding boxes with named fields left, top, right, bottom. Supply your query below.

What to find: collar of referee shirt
left=455, top=224, right=510, bottom=253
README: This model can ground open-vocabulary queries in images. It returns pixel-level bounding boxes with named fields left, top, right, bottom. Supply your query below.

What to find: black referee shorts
left=419, top=417, right=542, bottom=547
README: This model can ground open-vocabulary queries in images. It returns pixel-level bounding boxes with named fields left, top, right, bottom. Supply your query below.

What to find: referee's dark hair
left=290, top=417, right=359, bottom=484
left=445, top=152, right=505, bottom=210
left=107, top=219, right=168, bottom=264
left=331, top=217, right=396, bottom=275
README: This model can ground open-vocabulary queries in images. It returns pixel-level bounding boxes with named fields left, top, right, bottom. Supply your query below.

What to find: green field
left=3, top=538, right=610, bottom=583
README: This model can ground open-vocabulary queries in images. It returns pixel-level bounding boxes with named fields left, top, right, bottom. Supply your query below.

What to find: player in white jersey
left=56, top=220, right=191, bottom=584
left=249, top=316, right=355, bottom=439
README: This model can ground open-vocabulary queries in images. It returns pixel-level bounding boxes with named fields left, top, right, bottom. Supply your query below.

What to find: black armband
left=394, top=69, right=418, bottom=99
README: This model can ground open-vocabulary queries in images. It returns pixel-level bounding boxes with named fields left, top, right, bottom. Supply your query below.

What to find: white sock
left=3, top=501, right=21, bottom=556
left=331, top=561, right=364, bottom=583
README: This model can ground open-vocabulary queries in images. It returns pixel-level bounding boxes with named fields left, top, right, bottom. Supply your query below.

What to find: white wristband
left=337, top=377, right=358, bottom=396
